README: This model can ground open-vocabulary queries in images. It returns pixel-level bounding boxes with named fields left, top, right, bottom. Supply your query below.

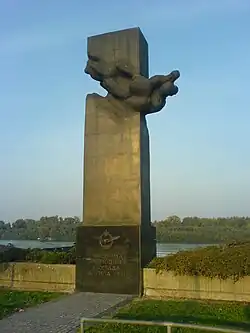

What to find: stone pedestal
left=76, top=225, right=155, bottom=295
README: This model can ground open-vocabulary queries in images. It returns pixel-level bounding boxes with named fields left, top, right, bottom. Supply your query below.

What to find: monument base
left=141, top=225, right=156, bottom=267
left=75, top=225, right=156, bottom=295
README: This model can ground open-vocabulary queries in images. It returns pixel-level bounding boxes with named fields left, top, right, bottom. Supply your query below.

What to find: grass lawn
left=83, top=298, right=250, bottom=332
left=0, top=289, right=63, bottom=320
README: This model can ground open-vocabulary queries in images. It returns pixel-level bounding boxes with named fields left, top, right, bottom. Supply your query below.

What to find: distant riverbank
left=0, top=240, right=213, bottom=257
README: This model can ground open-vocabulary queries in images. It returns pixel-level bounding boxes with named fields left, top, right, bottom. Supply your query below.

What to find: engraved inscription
left=86, top=253, right=127, bottom=277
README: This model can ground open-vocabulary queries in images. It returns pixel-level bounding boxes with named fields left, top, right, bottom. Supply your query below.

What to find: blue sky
left=0, top=0, right=250, bottom=222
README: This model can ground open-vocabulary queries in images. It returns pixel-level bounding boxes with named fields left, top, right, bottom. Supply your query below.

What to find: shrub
left=0, top=246, right=76, bottom=264
left=0, top=247, right=27, bottom=263
left=148, top=242, right=250, bottom=281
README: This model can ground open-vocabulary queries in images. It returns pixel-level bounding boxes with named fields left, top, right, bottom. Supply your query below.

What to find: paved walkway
left=0, top=292, right=133, bottom=333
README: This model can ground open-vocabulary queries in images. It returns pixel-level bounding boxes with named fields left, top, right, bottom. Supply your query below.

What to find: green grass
left=0, top=289, right=63, bottom=319
left=84, top=298, right=250, bottom=332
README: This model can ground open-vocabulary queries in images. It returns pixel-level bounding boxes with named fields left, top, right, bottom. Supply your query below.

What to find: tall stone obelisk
left=76, top=27, right=180, bottom=295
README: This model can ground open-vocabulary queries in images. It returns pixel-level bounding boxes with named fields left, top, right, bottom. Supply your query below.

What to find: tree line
left=0, top=215, right=250, bottom=243
left=152, top=215, right=250, bottom=244
left=0, top=216, right=80, bottom=242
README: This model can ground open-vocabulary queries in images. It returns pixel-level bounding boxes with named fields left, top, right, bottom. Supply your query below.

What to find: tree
left=12, top=219, right=27, bottom=229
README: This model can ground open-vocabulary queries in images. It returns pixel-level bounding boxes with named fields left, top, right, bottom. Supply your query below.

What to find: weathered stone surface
left=82, top=28, right=153, bottom=230
left=85, top=29, right=180, bottom=115
left=0, top=262, right=75, bottom=293
left=76, top=27, right=178, bottom=295
left=143, top=269, right=250, bottom=302
left=83, top=94, right=149, bottom=227
left=85, top=58, right=179, bottom=114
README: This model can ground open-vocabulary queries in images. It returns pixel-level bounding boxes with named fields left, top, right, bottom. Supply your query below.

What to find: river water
left=0, top=240, right=212, bottom=257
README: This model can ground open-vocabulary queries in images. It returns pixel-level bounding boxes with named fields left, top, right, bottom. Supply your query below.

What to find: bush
left=0, top=247, right=27, bottom=263
left=148, top=242, right=250, bottom=281
left=0, top=246, right=76, bottom=264
left=25, top=246, right=76, bottom=264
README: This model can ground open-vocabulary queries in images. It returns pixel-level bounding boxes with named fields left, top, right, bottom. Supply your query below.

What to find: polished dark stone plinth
left=75, top=225, right=155, bottom=295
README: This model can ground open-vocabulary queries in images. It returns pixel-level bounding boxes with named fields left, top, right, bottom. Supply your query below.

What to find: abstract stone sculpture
left=85, top=53, right=180, bottom=114
left=76, top=27, right=180, bottom=295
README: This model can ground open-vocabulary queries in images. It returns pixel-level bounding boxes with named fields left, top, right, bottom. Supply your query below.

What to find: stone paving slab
left=0, top=292, right=134, bottom=333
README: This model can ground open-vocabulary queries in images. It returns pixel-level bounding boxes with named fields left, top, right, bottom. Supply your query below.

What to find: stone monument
left=76, top=27, right=180, bottom=295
